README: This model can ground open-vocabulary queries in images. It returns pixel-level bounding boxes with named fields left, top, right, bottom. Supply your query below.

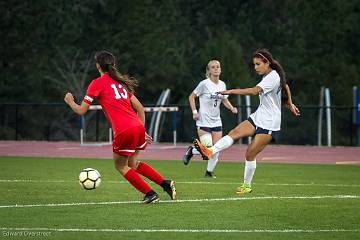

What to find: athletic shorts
left=247, top=117, right=279, bottom=142
left=197, top=126, right=222, bottom=133
left=112, top=125, right=147, bottom=156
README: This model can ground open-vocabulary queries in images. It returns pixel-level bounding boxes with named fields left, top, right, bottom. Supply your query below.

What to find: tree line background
left=1, top=0, right=360, bottom=105
left=1, top=0, right=360, bottom=145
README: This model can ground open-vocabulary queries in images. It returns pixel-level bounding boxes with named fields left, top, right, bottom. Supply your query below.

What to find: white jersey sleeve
left=257, top=73, right=278, bottom=94
left=193, top=81, right=206, bottom=96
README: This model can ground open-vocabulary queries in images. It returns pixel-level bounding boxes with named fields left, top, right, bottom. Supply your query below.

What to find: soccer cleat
left=162, top=180, right=176, bottom=200
left=193, top=139, right=213, bottom=160
left=236, top=183, right=253, bottom=194
left=183, top=146, right=194, bottom=165
left=205, top=171, right=216, bottom=179
left=142, top=191, right=160, bottom=204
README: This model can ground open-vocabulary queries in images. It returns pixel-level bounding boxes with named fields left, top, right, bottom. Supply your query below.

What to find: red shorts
left=112, top=125, right=147, bottom=156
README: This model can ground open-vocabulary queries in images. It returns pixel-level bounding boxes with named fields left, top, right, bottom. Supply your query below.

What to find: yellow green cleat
left=236, top=183, right=253, bottom=194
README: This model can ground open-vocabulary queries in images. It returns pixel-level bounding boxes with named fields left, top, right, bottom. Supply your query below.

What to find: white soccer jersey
left=250, top=70, right=282, bottom=131
left=193, top=78, right=228, bottom=127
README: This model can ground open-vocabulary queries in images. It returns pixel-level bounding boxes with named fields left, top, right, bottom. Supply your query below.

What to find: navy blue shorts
left=197, top=126, right=222, bottom=133
left=247, top=117, right=279, bottom=142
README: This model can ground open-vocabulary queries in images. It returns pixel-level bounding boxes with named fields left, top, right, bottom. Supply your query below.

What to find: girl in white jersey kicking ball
left=194, top=49, right=300, bottom=193
left=183, top=60, right=238, bottom=178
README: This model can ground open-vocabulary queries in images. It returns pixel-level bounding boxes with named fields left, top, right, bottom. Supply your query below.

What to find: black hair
left=253, top=49, right=289, bottom=105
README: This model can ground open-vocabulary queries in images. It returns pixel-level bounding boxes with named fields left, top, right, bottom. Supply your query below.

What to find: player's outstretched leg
left=114, top=154, right=160, bottom=204
left=134, top=161, right=177, bottom=200
left=183, top=146, right=194, bottom=165
left=193, top=139, right=213, bottom=160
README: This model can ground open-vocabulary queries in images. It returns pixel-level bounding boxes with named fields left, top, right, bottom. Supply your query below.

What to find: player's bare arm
left=217, top=86, right=262, bottom=96
left=130, top=95, right=145, bottom=124
left=285, top=84, right=300, bottom=116
left=130, top=95, right=153, bottom=143
left=64, top=92, right=90, bottom=115
left=222, top=98, right=238, bottom=114
left=189, top=92, right=199, bottom=120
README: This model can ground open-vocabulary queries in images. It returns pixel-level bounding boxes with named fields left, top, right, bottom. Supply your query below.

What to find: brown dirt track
left=0, top=141, right=359, bottom=165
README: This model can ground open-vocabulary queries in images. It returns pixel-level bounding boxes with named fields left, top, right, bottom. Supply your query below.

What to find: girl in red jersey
left=64, top=50, right=176, bottom=204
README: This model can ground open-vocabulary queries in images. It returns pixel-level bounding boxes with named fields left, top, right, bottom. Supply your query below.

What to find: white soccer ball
left=79, top=168, right=101, bottom=190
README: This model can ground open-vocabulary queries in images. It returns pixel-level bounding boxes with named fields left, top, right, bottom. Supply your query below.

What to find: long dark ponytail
left=94, top=50, right=138, bottom=93
left=253, top=49, right=289, bottom=105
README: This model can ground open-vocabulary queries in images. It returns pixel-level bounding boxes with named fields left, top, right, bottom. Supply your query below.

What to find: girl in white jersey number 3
left=183, top=60, right=238, bottom=178
left=194, top=49, right=300, bottom=193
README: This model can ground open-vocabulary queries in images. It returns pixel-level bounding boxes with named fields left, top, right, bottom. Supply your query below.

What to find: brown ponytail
left=95, top=51, right=138, bottom=93
left=108, top=65, right=138, bottom=93
left=253, top=49, right=289, bottom=105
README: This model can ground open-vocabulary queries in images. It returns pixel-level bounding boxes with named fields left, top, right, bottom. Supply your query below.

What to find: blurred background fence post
left=354, top=86, right=360, bottom=146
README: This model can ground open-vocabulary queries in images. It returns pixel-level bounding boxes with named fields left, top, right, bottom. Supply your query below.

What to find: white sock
left=244, top=159, right=256, bottom=185
left=211, top=135, right=234, bottom=154
left=206, top=152, right=219, bottom=172
left=192, top=147, right=200, bottom=155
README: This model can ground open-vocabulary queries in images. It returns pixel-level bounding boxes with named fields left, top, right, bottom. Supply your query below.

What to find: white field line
left=0, top=195, right=359, bottom=209
left=178, top=182, right=360, bottom=188
left=0, top=180, right=68, bottom=183
left=0, top=227, right=359, bottom=233
left=1, top=179, right=360, bottom=188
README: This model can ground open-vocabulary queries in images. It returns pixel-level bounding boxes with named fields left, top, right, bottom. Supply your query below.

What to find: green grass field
left=0, top=156, right=360, bottom=240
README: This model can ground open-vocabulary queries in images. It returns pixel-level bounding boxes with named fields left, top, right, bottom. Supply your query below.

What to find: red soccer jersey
left=83, top=73, right=143, bottom=136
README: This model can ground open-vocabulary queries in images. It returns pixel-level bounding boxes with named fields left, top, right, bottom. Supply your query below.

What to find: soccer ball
left=79, top=168, right=101, bottom=190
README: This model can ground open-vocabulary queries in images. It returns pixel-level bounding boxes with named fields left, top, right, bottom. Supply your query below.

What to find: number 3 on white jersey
left=111, top=84, right=128, bottom=99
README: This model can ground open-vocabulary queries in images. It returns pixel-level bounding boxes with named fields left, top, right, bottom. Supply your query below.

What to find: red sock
left=124, top=168, right=152, bottom=194
left=136, top=162, right=164, bottom=185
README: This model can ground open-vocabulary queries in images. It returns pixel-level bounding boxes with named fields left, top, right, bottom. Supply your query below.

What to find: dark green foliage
left=1, top=0, right=360, bottom=105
